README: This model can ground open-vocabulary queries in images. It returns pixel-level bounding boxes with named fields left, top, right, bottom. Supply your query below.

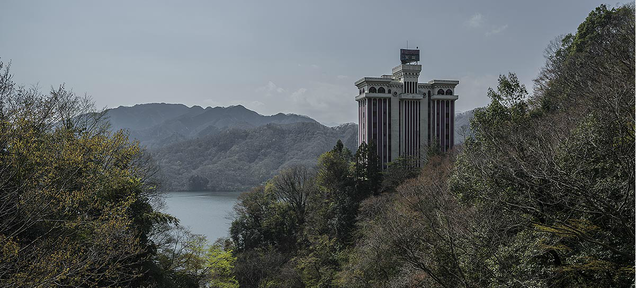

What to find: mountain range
left=106, top=104, right=319, bottom=149
left=104, top=103, right=473, bottom=191
left=104, top=103, right=357, bottom=191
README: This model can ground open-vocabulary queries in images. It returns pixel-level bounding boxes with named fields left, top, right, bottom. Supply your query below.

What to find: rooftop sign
left=400, top=49, right=420, bottom=64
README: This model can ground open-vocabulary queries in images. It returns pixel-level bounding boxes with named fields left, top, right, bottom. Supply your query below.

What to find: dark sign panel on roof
left=400, top=49, right=420, bottom=64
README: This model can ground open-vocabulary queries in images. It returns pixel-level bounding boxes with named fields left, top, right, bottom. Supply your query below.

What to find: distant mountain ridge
left=104, top=103, right=356, bottom=191
left=153, top=122, right=357, bottom=191
left=105, top=103, right=473, bottom=191
left=105, top=103, right=317, bottom=149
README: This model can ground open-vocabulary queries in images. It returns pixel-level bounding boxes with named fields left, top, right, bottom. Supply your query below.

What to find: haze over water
left=163, top=191, right=242, bottom=242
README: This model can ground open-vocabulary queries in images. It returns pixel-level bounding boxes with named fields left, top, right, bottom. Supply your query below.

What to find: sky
left=0, top=0, right=628, bottom=125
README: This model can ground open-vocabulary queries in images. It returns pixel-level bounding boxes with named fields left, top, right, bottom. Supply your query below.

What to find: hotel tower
left=355, top=49, right=459, bottom=168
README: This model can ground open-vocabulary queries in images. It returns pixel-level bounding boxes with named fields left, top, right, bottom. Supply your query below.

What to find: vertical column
left=416, top=87, right=420, bottom=161
left=387, top=99, right=389, bottom=163
left=413, top=101, right=416, bottom=157
left=432, top=100, right=437, bottom=145
left=399, top=100, right=402, bottom=156
left=440, top=100, right=448, bottom=152
left=390, top=90, right=399, bottom=161
left=388, top=99, right=393, bottom=162
left=367, top=98, right=372, bottom=145
left=358, top=101, right=362, bottom=147
left=377, top=98, right=381, bottom=164
left=450, top=100, right=455, bottom=148
left=420, top=92, right=428, bottom=164
left=405, top=101, right=409, bottom=158
left=436, top=100, right=440, bottom=144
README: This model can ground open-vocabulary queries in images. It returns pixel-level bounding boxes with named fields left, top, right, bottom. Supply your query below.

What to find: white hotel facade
left=355, top=49, right=459, bottom=168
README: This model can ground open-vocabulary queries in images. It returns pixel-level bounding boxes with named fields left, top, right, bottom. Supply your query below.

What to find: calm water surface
left=163, top=191, right=243, bottom=242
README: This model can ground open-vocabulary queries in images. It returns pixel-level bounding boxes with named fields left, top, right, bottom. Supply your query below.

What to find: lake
left=162, top=191, right=244, bottom=243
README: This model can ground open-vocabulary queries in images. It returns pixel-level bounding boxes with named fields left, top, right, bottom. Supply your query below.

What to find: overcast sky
left=1, top=0, right=627, bottom=125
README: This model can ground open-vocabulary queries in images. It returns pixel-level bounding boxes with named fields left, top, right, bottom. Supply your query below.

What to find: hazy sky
left=1, top=0, right=626, bottom=125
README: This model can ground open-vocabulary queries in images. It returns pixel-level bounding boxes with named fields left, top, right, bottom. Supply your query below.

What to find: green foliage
left=229, top=4, right=634, bottom=287
left=230, top=138, right=394, bottom=287
left=154, top=226, right=240, bottom=288
left=341, top=156, right=483, bottom=288
left=152, top=122, right=358, bottom=192
left=450, top=3, right=635, bottom=286
left=206, top=243, right=239, bottom=288
left=381, top=156, right=420, bottom=192
left=0, top=60, right=246, bottom=287
left=0, top=61, right=181, bottom=287
left=230, top=186, right=299, bottom=253
left=354, top=141, right=382, bottom=197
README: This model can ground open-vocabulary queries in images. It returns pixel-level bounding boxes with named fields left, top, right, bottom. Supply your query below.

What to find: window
left=388, top=89, right=392, bottom=94
left=369, top=87, right=377, bottom=93
left=437, top=89, right=444, bottom=95
left=378, top=87, right=386, bottom=93
left=446, top=89, right=453, bottom=95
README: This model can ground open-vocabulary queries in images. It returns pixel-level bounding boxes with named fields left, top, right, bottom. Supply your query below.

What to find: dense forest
left=0, top=60, right=245, bottom=286
left=103, top=103, right=469, bottom=192
left=227, top=4, right=634, bottom=287
left=0, top=3, right=632, bottom=288
left=102, top=101, right=471, bottom=193
left=103, top=103, right=358, bottom=192
left=153, top=121, right=358, bottom=192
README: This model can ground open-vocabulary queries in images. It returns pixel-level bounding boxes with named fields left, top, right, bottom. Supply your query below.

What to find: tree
left=271, top=165, right=316, bottom=226
left=206, top=241, right=239, bottom=288
left=451, top=4, right=634, bottom=286
left=339, top=155, right=484, bottom=288
left=188, top=174, right=210, bottom=191
left=381, top=156, right=420, bottom=193
left=354, top=141, right=382, bottom=197
left=0, top=60, right=176, bottom=287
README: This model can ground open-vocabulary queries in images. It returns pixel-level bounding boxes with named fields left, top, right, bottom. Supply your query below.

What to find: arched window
left=428, top=91, right=431, bottom=97
left=369, top=87, right=377, bottom=93
left=446, top=89, right=453, bottom=95
left=378, top=87, right=386, bottom=93
left=388, top=89, right=391, bottom=94
left=437, top=89, right=444, bottom=95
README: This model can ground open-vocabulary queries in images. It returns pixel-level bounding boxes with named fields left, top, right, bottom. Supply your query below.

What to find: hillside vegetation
left=227, top=4, right=634, bottom=287
left=1, top=3, right=629, bottom=287
left=103, top=104, right=358, bottom=191
left=105, top=103, right=471, bottom=192
left=154, top=122, right=357, bottom=191
left=106, top=104, right=318, bottom=149
left=0, top=62, right=237, bottom=287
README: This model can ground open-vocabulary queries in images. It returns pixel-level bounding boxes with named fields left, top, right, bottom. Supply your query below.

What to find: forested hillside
left=2, top=3, right=629, bottom=287
left=0, top=62, right=235, bottom=287
left=105, top=104, right=318, bottom=149
left=227, top=4, right=635, bottom=287
left=153, top=122, right=357, bottom=191
left=105, top=103, right=471, bottom=191
left=453, top=109, right=474, bottom=143
left=103, top=103, right=357, bottom=191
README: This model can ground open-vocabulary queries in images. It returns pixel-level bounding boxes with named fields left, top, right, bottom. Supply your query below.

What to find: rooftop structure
left=355, top=49, right=459, bottom=168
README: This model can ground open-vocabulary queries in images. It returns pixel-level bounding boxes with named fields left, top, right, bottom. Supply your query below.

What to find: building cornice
left=428, top=79, right=460, bottom=86
left=355, top=77, right=393, bottom=87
